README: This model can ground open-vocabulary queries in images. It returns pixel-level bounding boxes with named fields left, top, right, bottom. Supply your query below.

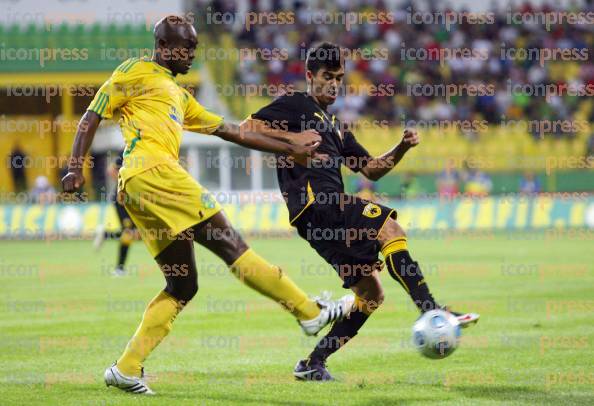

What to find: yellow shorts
left=120, top=164, right=222, bottom=257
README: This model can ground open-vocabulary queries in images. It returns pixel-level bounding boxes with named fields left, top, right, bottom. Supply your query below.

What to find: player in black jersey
left=248, top=42, right=479, bottom=380
left=94, top=154, right=139, bottom=276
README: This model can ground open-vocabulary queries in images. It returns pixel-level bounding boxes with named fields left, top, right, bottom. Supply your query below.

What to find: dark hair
left=305, top=42, right=343, bottom=74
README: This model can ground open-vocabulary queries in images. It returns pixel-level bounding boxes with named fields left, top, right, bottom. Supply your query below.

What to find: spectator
left=207, top=1, right=594, bottom=139
left=400, top=172, right=423, bottom=200
left=436, top=166, right=460, bottom=198
left=462, top=164, right=492, bottom=197
left=520, top=172, right=541, bottom=194
left=356, top=177, right=377, bottom=201
left=9, top=146, right=27, bottom=193
left=30, top=176, right=57, bottom=205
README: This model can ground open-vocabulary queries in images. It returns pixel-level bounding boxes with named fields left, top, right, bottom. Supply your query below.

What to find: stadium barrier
left=1, top=195, right=593, bottom=239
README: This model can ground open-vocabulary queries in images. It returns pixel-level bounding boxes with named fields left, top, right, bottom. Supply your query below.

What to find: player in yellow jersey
left=62, top=16, right=353, bottom=395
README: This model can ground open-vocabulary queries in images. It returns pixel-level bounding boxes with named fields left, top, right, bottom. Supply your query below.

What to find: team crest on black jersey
left=362, top=203, right=381, bottom=218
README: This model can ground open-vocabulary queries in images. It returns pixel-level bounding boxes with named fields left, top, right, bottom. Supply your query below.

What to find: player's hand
left=309, top=151, right=330, bottom=164
left=294, top=130, right=322, bottom=147
left=61, top=170, right=85, bottom=192
left=400, top=128, right=420, bottom=150
left=290, top=141, right=323, bottom=166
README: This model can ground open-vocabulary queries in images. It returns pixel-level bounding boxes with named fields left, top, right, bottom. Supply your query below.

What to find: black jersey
left=252, top=92, right=371, bottom=223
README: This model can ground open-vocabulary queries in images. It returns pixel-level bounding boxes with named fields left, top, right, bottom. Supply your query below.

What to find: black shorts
left=294, top=196, right=396, bottom=289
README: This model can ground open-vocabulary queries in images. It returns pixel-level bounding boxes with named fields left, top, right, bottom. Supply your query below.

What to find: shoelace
left=315, top=290, right=332, bottom=303
left=326, top=302, right=344, bottom=322
left=314, top=291, right=348, bottom=322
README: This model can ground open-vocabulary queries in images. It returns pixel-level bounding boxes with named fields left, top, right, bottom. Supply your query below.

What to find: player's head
left=153, top=15, right=197, bottom=75
left=305, top=42, right=344, bottom=107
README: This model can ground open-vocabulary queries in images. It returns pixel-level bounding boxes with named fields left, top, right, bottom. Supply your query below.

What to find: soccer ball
left=412, top=309, right=461, bottom=359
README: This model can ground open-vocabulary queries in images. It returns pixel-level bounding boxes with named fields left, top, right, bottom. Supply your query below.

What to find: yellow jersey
left=87, top=57, right=223, bottom=188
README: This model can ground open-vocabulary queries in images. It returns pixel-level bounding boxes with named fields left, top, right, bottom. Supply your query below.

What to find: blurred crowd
left=356, top=165, right=544, bottom=200
left=198, top=0, right=594, bottom=138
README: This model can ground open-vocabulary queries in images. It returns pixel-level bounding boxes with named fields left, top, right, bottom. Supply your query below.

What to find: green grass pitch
left=1, top=232, right=593, bottom=405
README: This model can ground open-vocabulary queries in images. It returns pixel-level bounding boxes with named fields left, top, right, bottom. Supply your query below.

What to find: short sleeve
left=183, top=91, right=224, bottom=134
left=251, top=96, right=294, bottom=126
left=342, top=131, right=372, bottom=172
left=87, top=59, right=139, bottom=119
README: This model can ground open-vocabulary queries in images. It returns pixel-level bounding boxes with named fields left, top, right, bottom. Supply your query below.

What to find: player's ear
left=156, top=38, right=168, bottom=49
left=306, top=70, right=313, bottom=82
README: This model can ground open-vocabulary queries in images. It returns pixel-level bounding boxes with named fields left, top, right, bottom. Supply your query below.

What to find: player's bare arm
left=213, top=121, right=322, bottom=162
left=61, top=110, right=102, bottom=192
left=359, top=128, right=420, bottom=181
left=240, top=118, right=322, bottom=146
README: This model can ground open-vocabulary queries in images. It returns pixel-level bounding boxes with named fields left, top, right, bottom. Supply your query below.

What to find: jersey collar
left=144, top=57, right=175, bottom=78
left=306, top=93, right=343, bottom=141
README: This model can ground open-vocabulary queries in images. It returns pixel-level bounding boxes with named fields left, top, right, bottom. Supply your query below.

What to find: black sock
left=309, top=309, right=369, bottom=362
left=385, top=250, right=439, bottom=312
left=117, top=243, right=130, bottom=268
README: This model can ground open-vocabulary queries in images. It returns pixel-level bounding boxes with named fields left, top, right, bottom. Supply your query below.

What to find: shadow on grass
left=177, top=391, right=441, bottom=406
left=452, top=384, right=593, bottom=404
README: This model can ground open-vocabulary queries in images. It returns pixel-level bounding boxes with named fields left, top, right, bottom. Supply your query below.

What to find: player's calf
left=295, top=273, right=382, bottom=380
left=352, top=272, right=385, bottom=314
left=113, top=237, right=195, bottom=380
left=194, top=213, right=325, bottom=322
left=378, top=219, right=480, bottom=326
left=379, top=219, right=440, bottom=312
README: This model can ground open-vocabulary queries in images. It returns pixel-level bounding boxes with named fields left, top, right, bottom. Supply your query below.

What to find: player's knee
left=176, top=285, right=198, bottom=304
left=234, top=238, right=249, bottom=255
left=376, top=288, right=385, bottom=307
left=166, top=278, right=199, bottom=304
left=186, top=281, right=199, bottom=301
left=369, top=286, right=385, bottom=311
left=225, top=237, right=249, bottom=264
left=357, top=291, right=384, bottom=315
left=389, top=219, right=406, bottom=238
left=355, top=276, right=384, bottom=314
left=378, top=218, right=406, bottom=246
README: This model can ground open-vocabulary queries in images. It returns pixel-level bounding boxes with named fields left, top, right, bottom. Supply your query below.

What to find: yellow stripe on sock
left=388, top=254, right=409, bottom=293
left=381, top=237, right=408, bottom=257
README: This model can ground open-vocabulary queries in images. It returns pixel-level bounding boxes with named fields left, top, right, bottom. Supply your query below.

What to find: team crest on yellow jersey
left=169, top=105, right=182, bottom=125
left=201, top=192, right=217, bottom=209
left=363, top=203, right=381, bottom=218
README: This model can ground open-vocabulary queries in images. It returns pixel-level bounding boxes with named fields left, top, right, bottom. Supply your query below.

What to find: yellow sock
left=116, top=291, right=182, bottom=377
left=230, top=249, right=320, bottom=320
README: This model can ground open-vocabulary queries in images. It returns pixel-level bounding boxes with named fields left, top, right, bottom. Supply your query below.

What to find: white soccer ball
left=412, top=309, right=461, bottom=359
left=58, top=206, right=83, bottom=236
